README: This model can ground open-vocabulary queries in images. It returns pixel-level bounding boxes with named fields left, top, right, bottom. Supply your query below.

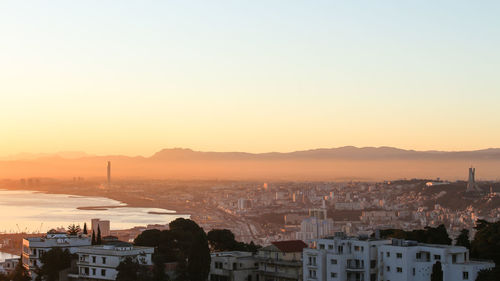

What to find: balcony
left=346, top=261, right=365, bottom=272
left=256, top=257, right=302, bottom=267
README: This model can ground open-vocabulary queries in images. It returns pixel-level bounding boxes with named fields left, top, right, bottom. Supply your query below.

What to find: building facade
left=378, top=239, right=494, bottom=281
left=210, top=251, right=259, bottom=281
left=303, top=232, right=389, bottom=281
left=22, top=231, right=92, bottom=280
left=302, top=233, right=494, bottom=281
left=70, top=242, right=154, bottom=280
left=257, top=240, right=307, bottom=281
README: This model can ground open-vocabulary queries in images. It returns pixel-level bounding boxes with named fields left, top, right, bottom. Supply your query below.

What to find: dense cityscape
left=0, top=165, right=498, bottom=281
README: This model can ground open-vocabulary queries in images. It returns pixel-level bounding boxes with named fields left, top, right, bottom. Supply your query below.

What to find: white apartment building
left=303, top=232, right=390, bottom=281
left=22, top=231, right=91, bottom=279
left=296, top=217, right=336, bottom=242
left=70, top=242, right=154, bottom=280
left=378, top=239, right=494, bottom=281
left=209, top=251, right=259, bottom=281
left=303, top=233, right=495, bottom=281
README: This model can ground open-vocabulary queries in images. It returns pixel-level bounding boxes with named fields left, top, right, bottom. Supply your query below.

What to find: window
left=453, top=254, right=457, bottom=264
left=416, top=252, right=421, bottom=259
left=308, top=256, right=316, bottom=266
left=330, top=259, right=337, bottom=265
left=463, top=271, right=469, bottom=280
left=361, top=246, right=364, bottom=252
left=319, top=244, right=325, bottom=249
left=338, top=246, right=343, bottom=253
left=386, top=266, right=390, bottom=272
left=101, top=269, right=106, bottom=276
left=397, top=267, right=402, bottom=273
left=328, top=244, right=334, bottom=250
left=434, top=255, right=441, bottom=260
left=354, top=246, right=360, bottom=251
left=413, top=268, right=416, bottom=276
left=92, top=268, right=96, bottom=275
left=330, top=272, right=337, bottom=278
left=92, top=256, right=96, bottom=263
left=396, top=253, right=402, bottom=258
left=386, top=252, right=390, bottom=257
left=102, top=257, right=106, bottom=264
left=370, top=260, right=377, bottom=268
left=309, top=270, right=316, bottom=278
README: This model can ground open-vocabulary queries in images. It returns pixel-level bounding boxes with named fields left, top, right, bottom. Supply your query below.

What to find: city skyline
left=1, top=1, right=500, bottom=156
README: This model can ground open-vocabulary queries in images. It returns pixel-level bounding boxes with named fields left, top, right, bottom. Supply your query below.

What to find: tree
left=9, top=260, right=31, bottom=281
left=374, top=224, right=451, bottom=245
left=476, top=267, right=500, bottom=281
left=37, top=248, right=72, bottom=281
left=455, top=229, right=471, bottom=249
left=96, top=225, right=102, bottom=245
left=186, top=231, right=211, bottom=281
left=471, top=220, right=500, bottom=264
left=116, top=256, right=151, bottom=281
left=92, top=230, right=96, bottom=245
left=134, top=218, right=211, bottom=281
left=83, top=223, right=88, bottom=235
left=207, top=229, right=236, bottom=251
left=431, top=261, right=443, bottom=281
left=67, top=224, right=81, bottom=235
left=207, top=229, right=261, bottom=252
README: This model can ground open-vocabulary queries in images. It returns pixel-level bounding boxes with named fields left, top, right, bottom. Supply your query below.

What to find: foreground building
left=379, top=239, right=494, bottom=281
left=303, top=232, right=494, bottom=281
left=69, top=242, right=154, bottom=280
left=22, top=231, right=91, bottom=279
left=303, top=232, right=389, bottom=281
left=209, top=251, right=258, bottom=281
left=257, top=240, right=307, bottom=281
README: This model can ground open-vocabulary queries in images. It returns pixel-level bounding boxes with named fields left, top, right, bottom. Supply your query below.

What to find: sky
left=1, top=1, right=499, bottom=157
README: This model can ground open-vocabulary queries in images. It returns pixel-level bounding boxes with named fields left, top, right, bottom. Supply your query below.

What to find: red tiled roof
left=271, top=240, right=307, bottom=253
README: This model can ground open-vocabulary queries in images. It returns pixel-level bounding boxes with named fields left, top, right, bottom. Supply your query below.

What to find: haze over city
left=1, top=1, right=500, bottom=281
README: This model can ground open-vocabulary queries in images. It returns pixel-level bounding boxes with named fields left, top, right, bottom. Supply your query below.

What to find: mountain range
left=1, top=147, right=499, bottom=181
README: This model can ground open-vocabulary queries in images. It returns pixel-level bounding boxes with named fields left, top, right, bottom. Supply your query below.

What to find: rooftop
left=271, top=240, right=307, bottom=253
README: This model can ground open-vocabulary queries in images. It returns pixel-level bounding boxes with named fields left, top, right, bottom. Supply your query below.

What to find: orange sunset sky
left=1, top=1, right=499, bottom=157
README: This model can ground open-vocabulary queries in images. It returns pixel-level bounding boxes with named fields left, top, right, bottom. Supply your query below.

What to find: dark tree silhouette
left=83, top=223, right=88, bottom=235
left=96, top=225, right=102, bottom=245
left=10, top=259, right=31, bottom=281
left=134, top=218, right=211, bottom=281
left=67, top=224, right=81, bottom=235
left=455, top=229, right=471, bottom=249
left=374, top=224, right=451, bottom=245
left=431, top=261, right=443, bottom=281
left=91, top=230, right=96, bottom=245
left=37, top=248, right=72, bottom=281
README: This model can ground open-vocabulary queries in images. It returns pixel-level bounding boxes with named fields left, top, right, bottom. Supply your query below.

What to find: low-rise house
left=22, top=230, right=91, bottom=280
left=209, top=251, right=258, bottom=281
left=257, top=240, right=307, bottom=281
left=69, top=242, right=154, bottom=280
left=0, top=257, right=19, bottom=275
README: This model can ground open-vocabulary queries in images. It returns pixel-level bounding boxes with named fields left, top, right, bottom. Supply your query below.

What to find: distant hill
left=1, top=147, right=500, bottom=181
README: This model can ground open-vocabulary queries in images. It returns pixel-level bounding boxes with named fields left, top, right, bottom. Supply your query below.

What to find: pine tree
left=91, top=230, right=96, bottom=245
left=96, top=225, right=102, bottom=245
left=431, top=261, right=443, bottom=281
left=83, top=223, right=88, bottom=235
